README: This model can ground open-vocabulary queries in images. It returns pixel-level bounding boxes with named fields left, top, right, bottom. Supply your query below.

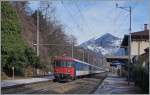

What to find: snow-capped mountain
left=80, top=33, right=122, bottom=55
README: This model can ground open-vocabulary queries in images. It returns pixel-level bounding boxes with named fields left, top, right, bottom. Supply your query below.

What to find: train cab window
left=67, top=62, right=73, bottom=67
left=53, top=60, right=61, bottom=67
left=75, top=62, right=80, bottom=70
left=55, top=61, right=73, bottom=67
left=62, top=61, right=67, bottom=67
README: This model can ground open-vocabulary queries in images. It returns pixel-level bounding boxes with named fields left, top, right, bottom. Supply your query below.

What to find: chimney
left=144, top=24, right=148, bottom=31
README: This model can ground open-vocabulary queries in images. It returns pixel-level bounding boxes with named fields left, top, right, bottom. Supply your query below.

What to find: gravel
left=2, top=73, right=107, bottom=94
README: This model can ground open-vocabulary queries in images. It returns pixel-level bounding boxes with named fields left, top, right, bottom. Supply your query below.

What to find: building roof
left=106, top=56, right=128, bottom=62
left=121, top=29, right=149, bottom=46
left=131, top=30, right=149, bottom=36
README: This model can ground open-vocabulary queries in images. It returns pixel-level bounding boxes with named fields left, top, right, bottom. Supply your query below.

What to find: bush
left=131, top=64, right=149, bottom=93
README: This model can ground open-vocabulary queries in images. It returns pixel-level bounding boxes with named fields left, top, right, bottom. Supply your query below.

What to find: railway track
left=2, top=72, right=107, bottom=94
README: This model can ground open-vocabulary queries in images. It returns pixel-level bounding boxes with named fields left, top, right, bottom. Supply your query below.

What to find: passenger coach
left=52, top=56, right=105, bottom=81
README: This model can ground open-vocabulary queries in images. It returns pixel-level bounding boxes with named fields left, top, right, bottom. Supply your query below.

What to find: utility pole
left=37, top=8, right=40, bottom=57
left=128, top=6, right=132, bottom=85
left=36, top=5, right=50, bottom=56
left=35, top=8, right=40, bottom=76
left=35, top=5, right=50, bottom=76
left=102, top=56, right=103, bottom=66
left=88, top=52, right=89, bottom=63
left=116, top=4, right=132, bottom=85
left=71, top=40, right=74, bottom=58
left=83, top=50, right=84, bottom=61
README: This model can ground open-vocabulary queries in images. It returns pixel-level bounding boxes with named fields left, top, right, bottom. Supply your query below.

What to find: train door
left=71, top=61, right=76, bottom=79
left=75, top=62, right=80, bottom=77
left=89, top=66, right=92, bottom=74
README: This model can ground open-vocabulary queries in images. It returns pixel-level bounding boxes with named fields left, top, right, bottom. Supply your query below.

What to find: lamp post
left=116, top=3, right=132, bottom=85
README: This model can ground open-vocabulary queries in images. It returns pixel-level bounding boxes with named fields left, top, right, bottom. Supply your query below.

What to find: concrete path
left=1, top=76, right=54, bottom=88
left=94, top=74, right=142, bottom=94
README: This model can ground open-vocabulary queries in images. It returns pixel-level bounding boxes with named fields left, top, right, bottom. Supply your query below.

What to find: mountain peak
left=103, top=33, right=113, bottom=36
left=98, top=33, right=120, bottom=41
left=80, top=33, right=122, bottom=55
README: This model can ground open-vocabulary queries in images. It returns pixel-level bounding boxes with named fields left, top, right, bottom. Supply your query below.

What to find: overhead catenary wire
left=113, top=1, right=139, bottom=34
left=59, top=0, right=139, bottom=43
left=73, top=0, right=97, bottom=38
left=113, top=1, right=129, bottom=27
left=132, top=1, right=138, bottom=10
left=60, top=0, right=84, bottom=34
left=61, top=0, right=86, bottom=58
left=114, top=14, right=130, bottom=35
left=113, top=0, right=138, bottom=30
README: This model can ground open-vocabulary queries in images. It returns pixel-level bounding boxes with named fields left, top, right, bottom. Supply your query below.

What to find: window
left=53, top=60, right=61, bottom=67
left=67, top=62, right=73, bottom=67
left=54, top=60, right=73, bottom=67
left=76, top=62, right=81, bottom=70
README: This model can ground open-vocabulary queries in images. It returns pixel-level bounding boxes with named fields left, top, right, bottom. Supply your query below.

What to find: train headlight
left=67, top=69, right=70, bottom=73
left=55, top=69, right=58, bottom=73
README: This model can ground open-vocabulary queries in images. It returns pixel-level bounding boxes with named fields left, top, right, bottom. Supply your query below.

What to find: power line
left=113, top=1, right=129, bottom=26
left=113, top=1, right=139, bottom=34
left=73, top=1, right=97, bottom=37
left=114, top=14, right=129, bottom=34
left=132, top=1, right=138, bottom=10
left=60, top=0, right=138, bottom=42
left=60, top=0, right=84, bottom=34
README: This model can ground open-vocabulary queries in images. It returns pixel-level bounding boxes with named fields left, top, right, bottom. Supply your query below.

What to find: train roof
left=53, top=56, right=103, bottom=69
left=74, top=59, right=101, bottom=68
left=52, top=56, right=76, bottom=61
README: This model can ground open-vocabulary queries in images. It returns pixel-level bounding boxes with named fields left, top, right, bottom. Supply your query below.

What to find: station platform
left=1, top=75, right=54, bottom=88
left=94, top=73, right=143, bottom=94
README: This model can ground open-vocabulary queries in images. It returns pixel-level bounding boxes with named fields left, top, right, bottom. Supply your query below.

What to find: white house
left=121, top=24, right=149, bottom=60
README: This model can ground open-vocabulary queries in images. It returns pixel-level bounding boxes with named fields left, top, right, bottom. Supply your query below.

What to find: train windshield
left=54, top=60, right=73, bottom=67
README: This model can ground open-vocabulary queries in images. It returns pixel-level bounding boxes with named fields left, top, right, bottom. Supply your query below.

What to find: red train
left=52, top=56, right=106, bottom=81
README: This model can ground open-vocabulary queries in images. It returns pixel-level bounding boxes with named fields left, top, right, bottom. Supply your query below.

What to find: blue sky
left=28, top=0, right=149, bottom=45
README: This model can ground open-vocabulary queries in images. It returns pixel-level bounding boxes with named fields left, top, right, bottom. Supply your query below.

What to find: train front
left=52, top=56, right=75, bottom=81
